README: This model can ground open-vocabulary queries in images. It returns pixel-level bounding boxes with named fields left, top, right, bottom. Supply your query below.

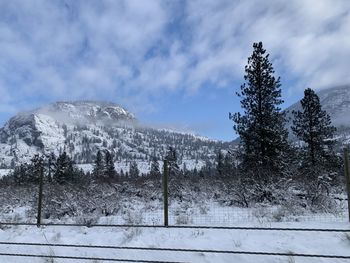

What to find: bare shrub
left=75, top=215, right=99, bottom=227
left=175, top=212, right=192, bottom=225
left=123, top=210, right=144, bottom=225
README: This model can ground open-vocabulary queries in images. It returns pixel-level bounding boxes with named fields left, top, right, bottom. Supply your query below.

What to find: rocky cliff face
left=0, top=101, right=230, bottom=169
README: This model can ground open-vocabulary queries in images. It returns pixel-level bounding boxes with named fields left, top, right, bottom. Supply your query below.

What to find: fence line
left=0, top=222, right=349, bottom=232
left=2, top=164, right=348, bottom=227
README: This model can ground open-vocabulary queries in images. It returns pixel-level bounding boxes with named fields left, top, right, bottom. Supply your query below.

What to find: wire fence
left=0, top=184, right=348, bottom=227
left=168, top=201, right=349, bottom=226
left=0, top=159, right=349, bottom=227
left=0, top=222, right=350, bottom=231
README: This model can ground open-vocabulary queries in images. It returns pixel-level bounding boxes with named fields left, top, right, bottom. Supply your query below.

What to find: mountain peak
left=35, top=100, right=136, bottom=125
left=53, top=100, right=123, bottom=107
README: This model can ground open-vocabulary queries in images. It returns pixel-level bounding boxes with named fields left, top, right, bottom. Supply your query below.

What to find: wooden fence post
left=163, top=160, right=169, bottom=227
left=37, top=164, right=44, bottom=227
left=343, top=147, right=350, bottom=223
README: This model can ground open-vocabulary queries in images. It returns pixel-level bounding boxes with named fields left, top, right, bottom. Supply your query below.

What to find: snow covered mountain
left=0, top=101, right=231, bottom=170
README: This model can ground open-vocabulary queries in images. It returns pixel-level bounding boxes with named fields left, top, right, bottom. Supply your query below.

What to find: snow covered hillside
left=0, top=101, right=232, bottom=170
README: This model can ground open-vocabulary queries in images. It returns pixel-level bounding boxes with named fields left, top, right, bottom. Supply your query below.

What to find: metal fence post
left=343, top=147, right=350, bottom=223
left=163, top=160, right=169, bottom=227
left=37, top=164, right=44, bottom=227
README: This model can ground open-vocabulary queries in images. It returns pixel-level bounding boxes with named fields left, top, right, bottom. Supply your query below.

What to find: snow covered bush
left=123, top=209, right=144, bottom=225
left=175, top=213, right=192, bottom=225
left=75, top=215, right=99, bottom=226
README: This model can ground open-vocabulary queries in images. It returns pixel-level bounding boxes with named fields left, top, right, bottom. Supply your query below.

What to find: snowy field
left=0, top=200, right=348, bottom=262
left=0, top=221, right=349, bottom=262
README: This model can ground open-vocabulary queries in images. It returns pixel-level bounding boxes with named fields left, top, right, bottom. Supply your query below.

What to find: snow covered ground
left=0, top=169, right=11, bottom=178
left=0, top=172, right=348, bottom=262
left=0, top=200, right=349, bottom=262
left=0, top=221, right=349, bottom=262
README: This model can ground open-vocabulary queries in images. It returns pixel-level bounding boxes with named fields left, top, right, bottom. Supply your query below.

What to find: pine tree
left=291, top=88, right=339, bottom=197
left=166, top=147, right=180, bottom=176
left=182, top=162, right=188, bottom=176
left=47, top=153, right=56, bottom=182
left=104, top=150, right=116, bottom=178
left=93, top=150, right=104, bottom=178
left=150, top=157, right=161, bottom=177
left=120, top=169, right=125, bottom=178
left=30, top=154, right=44, bottom=183
left=223, top=153, right=235, bottom=177
left=129, top=161, right=139, bottom=178
left=216, top=151, right=225, bottom=176
left=291, top=88, right=336, bottom=166
left=53, top=152, right=74, bottom=184
left=13, top=163, right=32, bottom=184
left=230, top=42, right=288, bottom=178
left=13, top=165, right=24, bottom=185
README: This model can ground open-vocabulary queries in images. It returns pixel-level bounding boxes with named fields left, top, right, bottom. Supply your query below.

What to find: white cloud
left=184, top=0, right=350, bottom=92
left=0, top=0, right=349, bottom=116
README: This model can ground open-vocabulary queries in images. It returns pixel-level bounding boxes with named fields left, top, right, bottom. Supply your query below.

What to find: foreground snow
left=0, top=221, right=349, bottom=262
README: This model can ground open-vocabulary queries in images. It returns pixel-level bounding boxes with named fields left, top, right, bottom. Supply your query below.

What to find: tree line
left=0, top=148, right=164, bottom=185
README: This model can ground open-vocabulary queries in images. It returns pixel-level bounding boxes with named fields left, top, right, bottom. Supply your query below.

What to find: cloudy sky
left=0, top=0, right=349, bottom=140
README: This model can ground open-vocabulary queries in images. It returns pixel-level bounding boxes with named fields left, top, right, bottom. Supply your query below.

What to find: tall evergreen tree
left=46, top=152, right=56, bottom=183
left=104, top=150, right=116, bottom=178
left=13, top=164, right=24, bottom=185
left=93, top=150, right=104, bottom=178
left=291, top=88, right=336, bottom=166
left=129, top=161, right=139, bottom=178
left=166, top=147, right=180, bottom=176
left=53, top=152, right=74, bottom=184
left=150, top=157, right=161, bottom=178
left=291, top=88, right=339, bottom=200
left=216, top=151, right=225, bottom=176
left=30, top=154, right=44, bottom=183
left=223, top=153, right=235, bottom=177
left=120, top=169, right=125, bottom=178
left=230, top=42, right=288, bottom=178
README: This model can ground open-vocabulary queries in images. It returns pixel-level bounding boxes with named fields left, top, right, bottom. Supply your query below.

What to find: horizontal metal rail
left=0, top=241, right=349, bottom=259
left=0, top=222, right=349, bottom=232
left=0, top=252, right=186, bottom=262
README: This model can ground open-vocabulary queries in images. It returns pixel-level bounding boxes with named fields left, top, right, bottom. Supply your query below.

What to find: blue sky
left=0, top=0, right=349, bottom=141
